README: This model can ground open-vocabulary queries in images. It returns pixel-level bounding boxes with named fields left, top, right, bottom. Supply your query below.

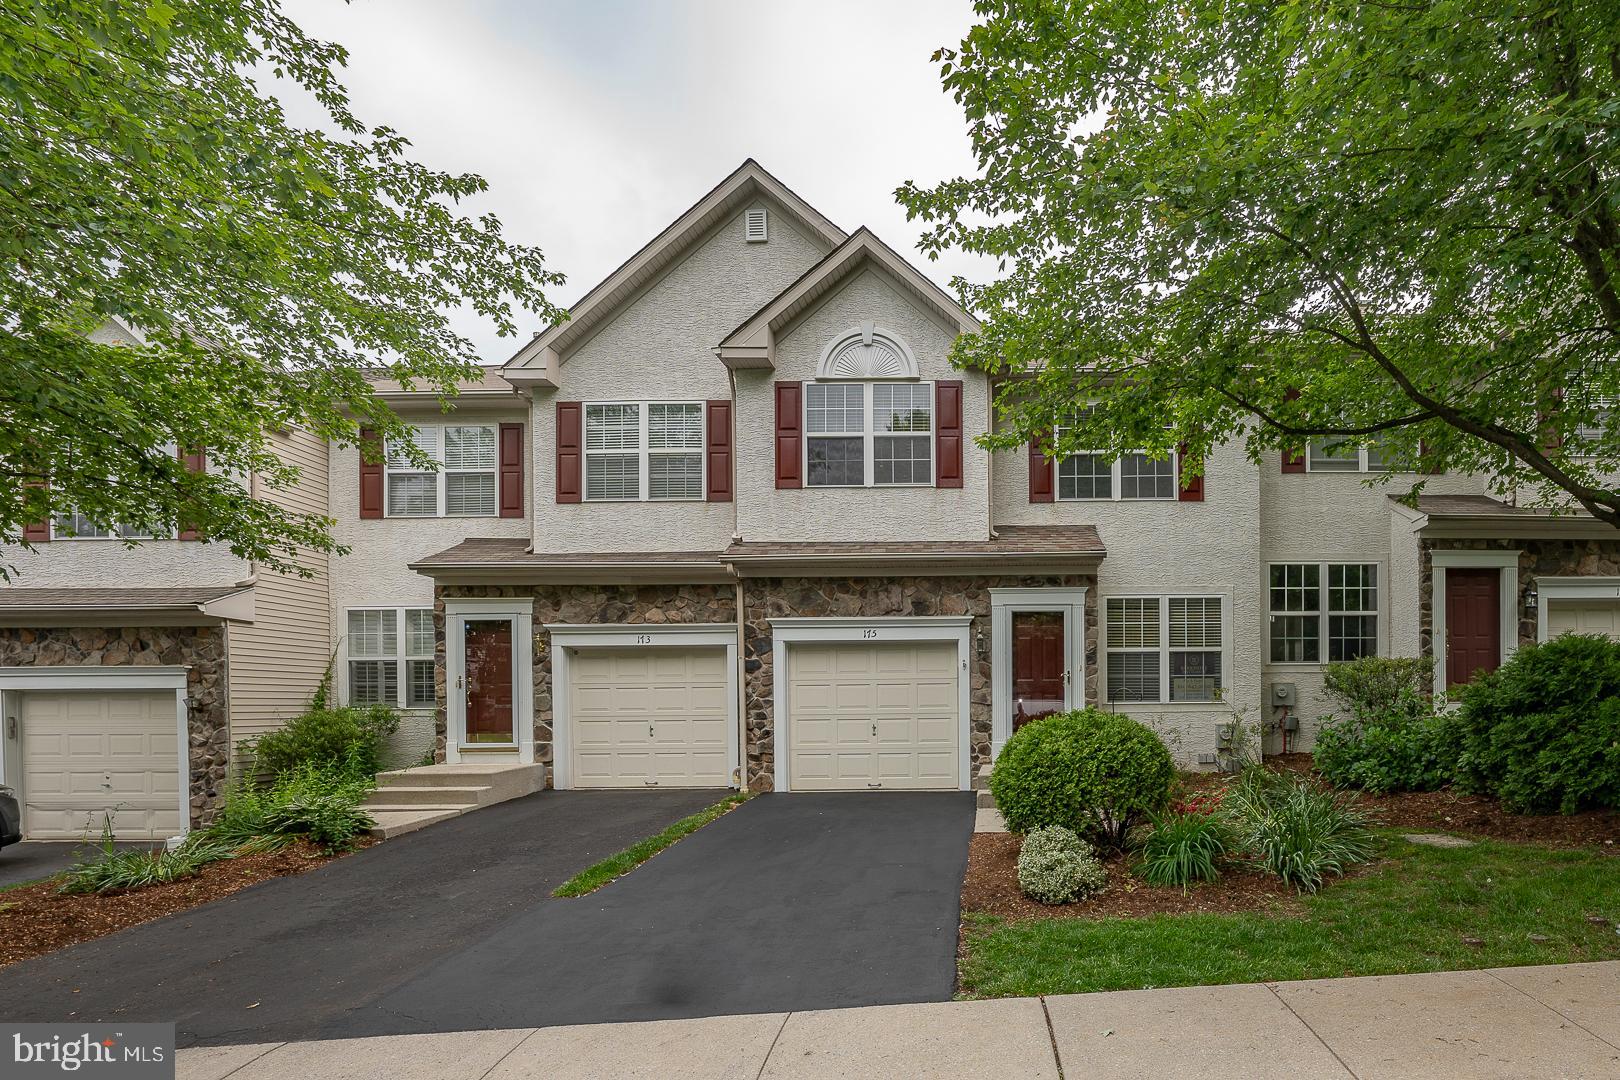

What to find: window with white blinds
left=1106, top=595, right=1225, bottom=704
left=806, top=381, right=933, bottom=486
left=385, top=424, right=498, bottom=517
left=585, top=401, right=704, bottom=501
left=347, top=607, right=435, bottom=709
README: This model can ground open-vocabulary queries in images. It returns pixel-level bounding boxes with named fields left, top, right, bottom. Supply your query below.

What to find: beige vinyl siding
left=227, top=427, right=334, bottom=750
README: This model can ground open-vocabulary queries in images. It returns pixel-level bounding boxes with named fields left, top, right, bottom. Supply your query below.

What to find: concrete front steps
left=973, top=763, right=1007, bottom=833
left=364, top=762, right=546, bottom=839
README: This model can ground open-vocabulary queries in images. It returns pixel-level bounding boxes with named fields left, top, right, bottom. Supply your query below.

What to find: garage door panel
left=1549, top=600, right=1620, bottom=641
left=22, top=690, right=178, bottom=841
left=788, top=641, right=961, bottom=791
left=567, top=646, right=730, bottom=788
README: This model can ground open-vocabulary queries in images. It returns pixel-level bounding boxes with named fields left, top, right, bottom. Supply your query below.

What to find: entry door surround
left=445, top=599, right=534, bottom=764
left=1429, top=550, right=1519, bottom=698
left=989, top=587, right=1089, bottom=759
left=770, top=616, right=973, bottom=793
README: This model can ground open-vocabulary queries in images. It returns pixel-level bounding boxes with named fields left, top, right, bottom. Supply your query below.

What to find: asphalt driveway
left=0, top=790, right=974, bottom=1045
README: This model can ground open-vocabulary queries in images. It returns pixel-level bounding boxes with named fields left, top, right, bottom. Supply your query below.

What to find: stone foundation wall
left=0, top=625, right=230, bottom=828
left=435, top=583, right=738, bottom=776
left=1419, top=538, right=1620, bottom=657
left=740, top=574, right=1098, bottom=790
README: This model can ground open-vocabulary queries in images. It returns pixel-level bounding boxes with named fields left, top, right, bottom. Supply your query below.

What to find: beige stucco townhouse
left=6, top=159, right=1620, bottom=840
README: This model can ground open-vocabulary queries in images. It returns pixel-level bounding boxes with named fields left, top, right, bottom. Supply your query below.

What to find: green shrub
left=1313, top=713, right=1450, bottom=793
left=1448, top=634, right=1620, bottom=813
left=209, top=761, right=375, bottom=853
left=59, top=822, right=235, bottom=895
left=1222, top=769, right=1376, bottom=892
left=1137, top=811, right=1231, bottom=887
left=1016, top=825, right=1109, bottom=904
left=990, top=708, right=1175, bottom=847
left=1321, top=656, right=1434, bottom=723
left=250, top=704, right=399, bottom=780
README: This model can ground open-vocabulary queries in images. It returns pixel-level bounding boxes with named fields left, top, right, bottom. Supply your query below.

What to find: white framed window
left=1267, top=562, right=1379, bottom=663
left=583, top=401, right=704, bottom=501
left=1105, top=595, right=1225, bottom=704
left=385, top=424, right=498, bottom=517
left=805, top=381, right=933, bottom=487
left=52, top=441, right=179, bottom=539
left=1307, top=435, right=1393, bottom=473
left=1055, top=415, right=1176, bottom=501
left=347, top=607, right=435, bottom=709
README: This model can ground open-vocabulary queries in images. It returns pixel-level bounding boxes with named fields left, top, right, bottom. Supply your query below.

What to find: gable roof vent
left=745, top=207, right=768, bottom=243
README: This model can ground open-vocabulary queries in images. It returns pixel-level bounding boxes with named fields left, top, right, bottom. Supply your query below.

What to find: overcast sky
left=277, top=0, right=990, bottom=364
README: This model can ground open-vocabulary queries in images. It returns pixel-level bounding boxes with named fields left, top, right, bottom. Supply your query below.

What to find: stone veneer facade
left=1418, top=537, right=1620, bottom=658
left=438, top=573, right=1099, bottom=791
left=0, top=625, right=230, bottom=828
left=739, top=574, right=1098, bottom=790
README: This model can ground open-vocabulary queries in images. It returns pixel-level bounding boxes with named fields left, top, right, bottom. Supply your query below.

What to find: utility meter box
left=1270, top=682, right=1298, bottom=709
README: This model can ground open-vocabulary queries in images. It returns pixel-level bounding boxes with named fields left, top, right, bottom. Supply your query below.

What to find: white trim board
left=547, top=623, right=741, bottom=791
left=989, top=588, right=1088, bottom=759
left=1534, top=576, right=1620, bottom=642
left=444, top=598, right=535, bottom=765
left=1429, top=549, right=1520, bottom=697
left=770, top=616, right=973, bottom=793
left=0, top=666, right=191, bottom=845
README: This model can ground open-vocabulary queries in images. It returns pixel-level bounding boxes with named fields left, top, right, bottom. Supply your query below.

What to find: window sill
left=1054, top=497, right=1177, bottom=504
left=1106, top=700, right=1232, bottom=711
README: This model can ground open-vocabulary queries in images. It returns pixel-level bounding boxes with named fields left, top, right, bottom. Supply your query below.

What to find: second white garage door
left=1547, top=600, right=1620, bottom=641
left=568, top=647, right=731, bottom=788
left=787, top=641, right=961, bottom=791
left=21, top=690, right=181, bottom=840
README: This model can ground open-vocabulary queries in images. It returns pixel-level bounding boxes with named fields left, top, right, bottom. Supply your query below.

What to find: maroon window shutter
left=21, top=481, right=49, bottom=542
left=705, top=399, right=733, bottom=502
left=556, top=402, right=582, bottom=503
left=178, top=446, right=206, bottom=539
left=774, top=382, right=802, bottom=489
left=934, top=380, right=963, bottom=489
left=1419, top=440, right=1443, bottom=475
left=1028, top=432, right=1054, bottom=503
left=358, top=429, right=384, bottom=518
left=497, top=423, right=524, bottom=517
left=1177, top=443, right=1205, bottom=501
left=1280, top=386, right=1306, bottom=473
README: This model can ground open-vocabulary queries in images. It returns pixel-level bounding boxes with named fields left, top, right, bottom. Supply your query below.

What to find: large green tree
left=900, top=0, right=1620, bottom=523
left=1, top=1, right=563, bottom=575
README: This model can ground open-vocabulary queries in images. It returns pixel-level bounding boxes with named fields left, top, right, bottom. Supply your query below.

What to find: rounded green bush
left=1450, top=634, right=1620, bottom=813
left=989, top=708, right=1175, bottom=846
left=1016, top=825, right=1108, bottom=904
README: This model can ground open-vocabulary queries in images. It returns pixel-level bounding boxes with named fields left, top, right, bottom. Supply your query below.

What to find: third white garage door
left=1547, top=600, right=1620, bottom=641
left=568, top=647, right=731, bottom=788
left=787, top=641, right=961, bottom=791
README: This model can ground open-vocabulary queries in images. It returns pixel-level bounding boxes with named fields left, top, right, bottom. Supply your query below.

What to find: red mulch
left=0, top=839, right=364, bottom=969
left=962, top=832, right=1305, bottom=922
left=1189, top=754, right=1620, bottom=849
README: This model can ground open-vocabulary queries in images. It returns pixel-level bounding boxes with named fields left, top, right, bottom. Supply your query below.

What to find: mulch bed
left=1190, top=754, right=1620, bottom=849
left=0, top=839, right=363, bottom=969
left=962, top=832, right=1304, bottom=922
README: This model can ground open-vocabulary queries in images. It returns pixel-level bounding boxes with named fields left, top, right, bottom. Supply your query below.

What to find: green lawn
left=552, top=793, right=748, bottom=898
left=959, top=833, right=1620, bottom=998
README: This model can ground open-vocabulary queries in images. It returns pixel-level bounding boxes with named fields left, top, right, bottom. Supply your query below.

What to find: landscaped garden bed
left=0, top=838, right=363, bottom=969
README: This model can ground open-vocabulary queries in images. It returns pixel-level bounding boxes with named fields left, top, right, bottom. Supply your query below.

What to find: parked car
left=0, top=786, right=20, bottom=850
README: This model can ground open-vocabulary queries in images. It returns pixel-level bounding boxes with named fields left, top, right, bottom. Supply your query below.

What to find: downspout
left=727, top=366, right=747, bottom=791
left=986, top=373, right=998, bottom=540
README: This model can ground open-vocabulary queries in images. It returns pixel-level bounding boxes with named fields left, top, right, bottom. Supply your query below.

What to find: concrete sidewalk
left=178, top=961, right=1620, bottom=1080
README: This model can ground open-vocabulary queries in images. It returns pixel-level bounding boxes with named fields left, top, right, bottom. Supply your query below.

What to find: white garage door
left=1547, top=600, right=1620, bottom=641
left=568, top=647, right=731, bottom=788
left=787, top=641, right=960, bottom=791
left=22, top=690, right=181, bottom=840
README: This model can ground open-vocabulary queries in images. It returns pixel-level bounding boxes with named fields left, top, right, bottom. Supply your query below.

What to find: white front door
left=787, top=641, right=960, bottom=791
left=22, top=690, right=180, bottom=840
left=568, top=646, right=731, bottom=788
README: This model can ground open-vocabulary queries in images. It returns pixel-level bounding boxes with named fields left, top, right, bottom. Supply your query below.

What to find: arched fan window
left=816, top=322, right=918, bottom=380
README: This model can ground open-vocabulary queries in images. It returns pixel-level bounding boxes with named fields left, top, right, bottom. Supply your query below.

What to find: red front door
left=464, top=619, right=514, bottom=743
left=1012, top=611, right=1066, bottom=730
left=1446, top=568, right=1501, bottom=688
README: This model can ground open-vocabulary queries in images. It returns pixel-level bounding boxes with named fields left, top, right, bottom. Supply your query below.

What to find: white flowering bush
left=1016, top=824, right=1109, bottom=905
